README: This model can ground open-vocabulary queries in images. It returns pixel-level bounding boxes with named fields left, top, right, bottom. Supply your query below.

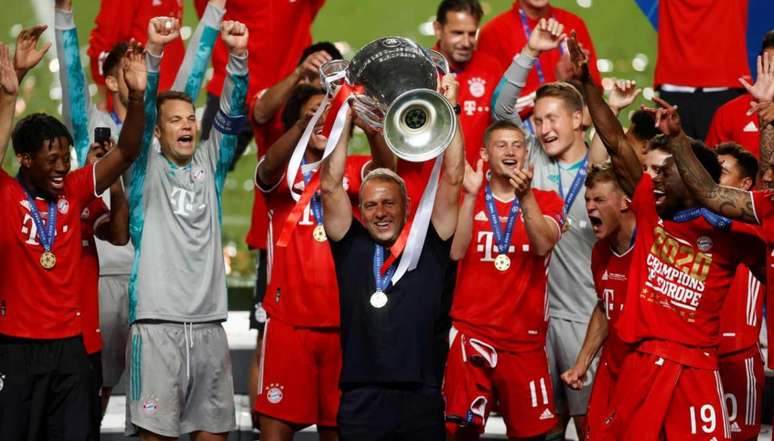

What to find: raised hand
left=641, top=96, right=682, bottom=137
left=54, top=0, right=72, bottom=11
left=221, top=20, right=249, bottom=57
left=440, top=73, right=459, bottom=105
left=526, top=18, right=566, bottom=56
left=739, top=54, right=774, bottom=103
left=14, top=24, right=51, bottom=79
left=298, top=50, right=333, bottom=83
left=508, top=165, right=534, bottom=199
left=463, top=159, right=484, bottom=196
left=566, top=31, right=590, bottom=82
left=122, top=48, right=147, bottom=94
left=608, top=79, right=642, bottom=114
left=0, top=43, right=19, bottom=96
left=146, top=17, right=180, bottom=56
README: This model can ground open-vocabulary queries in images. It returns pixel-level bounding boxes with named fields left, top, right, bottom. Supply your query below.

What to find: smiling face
left=434, top=10, right=479, bottom=65
left=155, top=98, right=197, bottom=165
left=482, top=127, right=527, bottom=181
left=533, top=96, right=582, bottom=160
left=302, top=93, right=328, bottom=152
left=20, top=136, right=72, bottom=198
left=359, top=178, right=407, bottom=246
left=585, top=180, right=628, bottom=240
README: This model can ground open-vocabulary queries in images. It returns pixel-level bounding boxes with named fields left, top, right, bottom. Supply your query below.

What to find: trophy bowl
left=320, top=37, right=457, bottom=162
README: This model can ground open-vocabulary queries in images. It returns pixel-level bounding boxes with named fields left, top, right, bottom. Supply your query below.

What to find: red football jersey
left=195, top=0, right=324, bottom=98
left=750, top=190, right=774, bottom=368
left=261, top=155, right=370, bottom=328
left=705, top=94, right=760, bottom=157
left=654, top=0, right=749, bottom=88
left=591, top=240, right=634, bottom=374
left=477, top=2, right=600, bottom=115
left=0, top=166, right=97, bottom=339
left=719, top=265, right=764, bottom=355
left=617, top=174, right=764, bottom=353
left=450, top=188, right=563, bottom=352
left=79, top=198, right=109, bottom=354
left=88, top=0, right=184, bottom=91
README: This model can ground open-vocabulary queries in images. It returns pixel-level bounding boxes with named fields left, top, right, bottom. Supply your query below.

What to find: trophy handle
left=319, top=59, right=351, bottom=96
left=425, top=48, right=450, bottom=75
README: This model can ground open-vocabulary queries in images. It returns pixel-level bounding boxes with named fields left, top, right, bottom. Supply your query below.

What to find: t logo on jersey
left=476, top=231, right=514, bottom=262
left=170, top=187, right=195, bottom=217
left=21, top=213, right=39, bottom=245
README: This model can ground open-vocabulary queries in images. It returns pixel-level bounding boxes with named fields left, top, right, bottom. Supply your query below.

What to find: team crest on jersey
left=142, top=398, right=159, bottom=415
left=81, top=208, right=90, bottom=220
left=191, top=167, right=206, bottom=182
left=468, top=77, right=486, bottom=98
left=57, top=199, right=69, bottom=215
left=696, top=236, right=713, bottom=252
left=266, top=383, right=284, bottom=404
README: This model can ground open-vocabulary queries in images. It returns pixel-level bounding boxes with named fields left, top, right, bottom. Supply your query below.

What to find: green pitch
left=1, top=0, right=656, bottom=285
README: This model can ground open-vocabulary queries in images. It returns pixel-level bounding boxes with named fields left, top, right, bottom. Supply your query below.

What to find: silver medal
left=370, top=291, right=388, bottom=308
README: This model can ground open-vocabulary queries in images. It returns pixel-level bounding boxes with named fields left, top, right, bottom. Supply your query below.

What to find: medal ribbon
left=373, top=243, right=397, bottom=293
left=518, top=8, right=547, bottom=84
left=557, top=155, right=588, bottom=216
left=301, top=158, right=323, bottom=226
left=484, top=184, right=521, bottom=255
left=671, top=207, right=731, bottom=231
left=21, top=187, right=57, bottom=253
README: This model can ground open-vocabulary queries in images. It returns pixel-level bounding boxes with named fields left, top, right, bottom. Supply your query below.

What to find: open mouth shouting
left=653, top=188, right=666, bottom=207
left=588, top=214, right=603, bottom=233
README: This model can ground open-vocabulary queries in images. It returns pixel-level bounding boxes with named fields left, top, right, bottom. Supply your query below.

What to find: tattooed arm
left=758, top=105, right=774, bottom=181
left=670, top=133, right=758, bottom=223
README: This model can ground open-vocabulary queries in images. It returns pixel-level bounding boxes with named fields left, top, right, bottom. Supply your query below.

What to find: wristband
left=213, top=110, right=247, bottom=135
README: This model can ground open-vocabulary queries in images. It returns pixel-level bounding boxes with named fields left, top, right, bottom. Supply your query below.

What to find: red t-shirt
left=88, top=0, right=184, bottom=91
left=654, top=0, right=749, bottom=88
left=260, top=155, right=369, bottom=328
left=705, top=94, right=760, bottom=157
left=79, top=198, right=109, bottom=354
left=591, top=240, right=634, bottom=374
left=477, top=3, right=600, bottom=115
left=195, top=0, right=324, bottom=98
left=450, top=187, right=563, bottom=352
left=719, top=265, right=764, bottom=356
left=750, top=190, right=774, bottom=368
left=617, top=175, right=764, bottom=358
left=0, top=166, right=97, bottom=339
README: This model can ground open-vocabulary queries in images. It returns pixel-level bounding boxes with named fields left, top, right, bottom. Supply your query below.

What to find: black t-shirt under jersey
left=330, top=219, right=452, bottom=388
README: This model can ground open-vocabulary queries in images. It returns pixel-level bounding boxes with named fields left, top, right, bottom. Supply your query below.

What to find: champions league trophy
left=320, top=37, right=457, bottom=162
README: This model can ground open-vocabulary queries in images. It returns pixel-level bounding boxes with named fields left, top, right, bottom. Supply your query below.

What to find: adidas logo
left=743, top=121, right=758, bottom=132
left=539, top=408, right=554, bottom=420
left=474, top=211, right=488, bottom=222
left=730, top=421, right=741, bottom=432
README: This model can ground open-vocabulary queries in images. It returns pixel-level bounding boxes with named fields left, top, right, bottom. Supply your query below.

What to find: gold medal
left=562, top=216, right=573, bottom=233
left=313, top=224, right=327, bottom=242
left=494, top=254, right=511, bottom=271
left=40, top=251, right=56, bottom=270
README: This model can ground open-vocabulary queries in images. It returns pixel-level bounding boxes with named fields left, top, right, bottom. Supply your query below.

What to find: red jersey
left=0, top=166, right=97, bottom=339
left=617, top=174, right=764, bottom=357
left=450, top=188, right=563, bottom=352
left=591, top=239, right=634, bottom=374
left=477, top=2, right=600, bottom=115
left=719, top=266, right=763, bottom=355
left=750, top=190, right=774, bottom=367
left=654, top=0, right=749, bottom=88
left=705, top=94, right=760, bottom=157
left=261, top=155, right=369, bottom=328
left=79, top=198, right=110, bottom=354
left=88, top=0, right=184, bottom=91
left=195, top=0, right=324, bottom=99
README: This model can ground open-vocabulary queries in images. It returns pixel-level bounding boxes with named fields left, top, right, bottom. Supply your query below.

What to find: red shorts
left=585, top=354, right=618, bottom=441
left=600, top=348, right=730, bottom=441
left=254, top=318, right=341, bottom=427
left=719, top=345, right=763, bottom=440
left=443, top=329, right=556, bottom=438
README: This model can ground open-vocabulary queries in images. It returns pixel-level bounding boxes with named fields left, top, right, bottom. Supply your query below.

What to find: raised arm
left=171, top=0, right=225, bottom=100
left=492, top=18, right=565, bottom=125
left=355, top=115, right=397, bottom=172
left=742, top=53, right=774, bottom=180
left=561, top=304, right=608, bottom=390
left=253, top=51, right=332, bottom=125
left=92, top=140, right=129, bottom=246
left=13, top=24, right=50, bottom=85
left=321, top=112, right=354, bottom=241
left=94, top=49, right=146, bottom=194
left=450, top=159, right=483, bottom=260
left=0, top=43, right=18, bottom=165
left=567, top=36, right=641, bottom=196
left=588, top=79, right=641, bottom=165
left=509, top=166, right=560, bottom=256
left=256, top=108, right=316, bottom=187
left=55, top=0, right=91, bottom=165
left=432, top=74, right=465, bottom=240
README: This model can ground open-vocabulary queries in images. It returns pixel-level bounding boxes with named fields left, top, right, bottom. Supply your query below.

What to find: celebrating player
left=561, top=163, right=636, bottom=440
left=444, top=120, right=563, bottom=440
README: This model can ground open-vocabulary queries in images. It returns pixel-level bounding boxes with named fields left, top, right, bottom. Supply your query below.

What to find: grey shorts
left=99, top=274, right=130, bottom=387
left=546, top=317, right=598, bottom=417
left=125, top=322, right=236, bottom=437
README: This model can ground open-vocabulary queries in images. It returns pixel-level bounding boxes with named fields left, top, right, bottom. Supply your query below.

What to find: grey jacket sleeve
left=492, top=49, right=537, bottom=127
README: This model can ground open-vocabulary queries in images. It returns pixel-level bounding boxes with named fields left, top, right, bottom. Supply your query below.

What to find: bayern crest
left=142, top=398, right=159, bottom=415
left=696, top=236, right=713, bottom=252
left=266, top=383, right=284, bottom=404
left=57, top=198, right=69, bottom=215
left=468, top=77, right=486, bottom=98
